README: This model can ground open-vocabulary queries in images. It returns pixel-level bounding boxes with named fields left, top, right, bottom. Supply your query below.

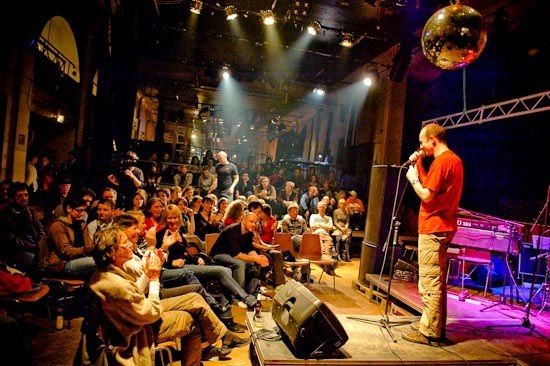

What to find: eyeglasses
left=73, top=207, right=87, bottom=213
left=116, top=241, right=133, bottom=251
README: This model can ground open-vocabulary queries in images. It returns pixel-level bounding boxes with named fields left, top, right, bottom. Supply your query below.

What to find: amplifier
left=518, top=243, right=548, bottom=278
left=393, top=258, right=419, bottom=282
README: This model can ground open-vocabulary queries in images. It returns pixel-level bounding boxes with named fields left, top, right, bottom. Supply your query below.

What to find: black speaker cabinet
left=271, top=280, right=348, bottom=358
left=518, top=243, right=548, bottom=278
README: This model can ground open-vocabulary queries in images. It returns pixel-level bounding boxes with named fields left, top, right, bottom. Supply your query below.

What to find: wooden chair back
left=299, top=234, right=323, bottom=260
left=204, top=233, right=220, bottom=255
left=274, top=232, right=294, bottom=253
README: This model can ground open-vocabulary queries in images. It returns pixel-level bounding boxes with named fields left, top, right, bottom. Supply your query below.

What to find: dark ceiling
left=137, top=0, right=549, bottom=114
left=138, top=0, right=440, bottom=107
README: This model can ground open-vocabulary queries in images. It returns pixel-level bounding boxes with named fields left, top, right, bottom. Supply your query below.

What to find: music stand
left=485, top=186, right=549, bottom=341
left=348, top=165, right=411, bottom=342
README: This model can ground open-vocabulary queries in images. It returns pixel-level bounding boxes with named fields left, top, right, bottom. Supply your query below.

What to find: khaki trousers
left=417, top=232, right=452, bottom=339
left=157, top=293, right=228, bottom=366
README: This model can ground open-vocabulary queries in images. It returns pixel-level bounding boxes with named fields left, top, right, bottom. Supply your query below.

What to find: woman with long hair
left=174, top=197, right=195, bottom=235
left=332, top=198, right=352, bottom=261
left=194, top=196, right=222, bottom=241
left=223, top=200, right=246, bottom=226
left=253, top=175, right=276, bottom=204
left=258, top=204, right=277, bottom=244
left=128, top=190, right=147, bottom=211
left=144, top=197, right=164, bottom=229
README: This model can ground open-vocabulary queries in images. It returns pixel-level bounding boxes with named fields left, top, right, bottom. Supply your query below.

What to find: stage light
left=191, top=133, right=197, bottom=139
left=313, top=87, right=325, bottom=96
left=307, top=21, right=321, bottom=36
left=225, top=5, right=238, bottom=20
left=363, top=77, right=373, bottom=86
left=222, top=67, right=231, bottom=79
left=56, top=112, right=65, bottom=123
left=261, top=10, right=275, bottom=25
left=340, top=32, right=354, bottom=47
left=189, top=0, right=203, bottom=14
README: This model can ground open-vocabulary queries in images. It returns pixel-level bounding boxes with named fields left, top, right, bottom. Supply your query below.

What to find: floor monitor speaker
left=272, top=280, right=348, bottom=358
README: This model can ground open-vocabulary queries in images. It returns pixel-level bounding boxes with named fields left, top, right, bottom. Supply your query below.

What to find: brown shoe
left=402, top=331, right=441, bottom=346
left=410, top=321, right=420, bottom=332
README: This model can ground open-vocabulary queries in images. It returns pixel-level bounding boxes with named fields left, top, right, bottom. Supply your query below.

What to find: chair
left=274, top=232, right=311, bottom=286
left=446, top=247, right=493, bottom=297
left=399, top=235, right=418, bottom=260
left=155, top=340, right=179, bottom=366
left=183, top=234, right=206, bottom=253
left=42, top=276, right=86, bottom=329
left=204, top=233, right=220, bottom=255
left=0, top=283, right=50, bottom=316
left=299, top=234, right=337, bottom=292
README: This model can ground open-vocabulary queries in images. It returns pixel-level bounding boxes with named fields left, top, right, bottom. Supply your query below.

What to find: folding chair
left=204, top=233, right=220, bottom=256
left=274, top=232, right=311, bottom=286
left=0, top=283, right=50, bottom=317
left=42, top=276, right=86, bottom=329
left=183, top=234, right=206, bottom=253
left=447, top=247, right=493, bottom=297
left=155, top=340, right=179, bottom=366
left=299, top=234, right=336, bottom=292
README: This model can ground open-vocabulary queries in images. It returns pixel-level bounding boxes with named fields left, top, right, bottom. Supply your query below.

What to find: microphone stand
left=486, top=186, right=549, bottom=341
left=348, top=164, right=411, bottom=342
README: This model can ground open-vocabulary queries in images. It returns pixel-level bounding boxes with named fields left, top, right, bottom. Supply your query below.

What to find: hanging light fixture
left=225, top=5, right=238, bottom=20
left=221, top=66, right=231, bottom=80
left=189, top=0, right=203, bottom=14
left=313, top=87, right=325, bottom=96
left=340, top=32, right=354, bottom=47
left=261, top=10, right=275, bottom=25
left=307, top=21, right=321, bottom=36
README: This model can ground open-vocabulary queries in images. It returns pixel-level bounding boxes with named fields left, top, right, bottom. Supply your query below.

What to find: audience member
left=44, top=195, right=96, bottom=277
left=0, top=182, right=44, bottom=271
left=235, top=171, right=254, bottom=197
left=215, top=151, right=239, bottom=202
left=299, top=186, right=319, bottom=220
left=87, top=227, right=246, bottom=365
left=210, top=212, right=270, bottom=295
left=332, top=198, right=352, bottom=261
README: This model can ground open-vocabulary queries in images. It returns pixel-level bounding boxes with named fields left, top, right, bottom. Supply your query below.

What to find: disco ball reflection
left=421, top=4, right=488, bottom=70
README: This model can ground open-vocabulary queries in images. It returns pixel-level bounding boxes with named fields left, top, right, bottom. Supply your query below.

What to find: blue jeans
left=213, top=254, right=260, bottom=295
left=63, top=256, right=96, bottom=277
left=184, top=264, right=249, bottom=300
left=160, top=268, right=217, bottom=305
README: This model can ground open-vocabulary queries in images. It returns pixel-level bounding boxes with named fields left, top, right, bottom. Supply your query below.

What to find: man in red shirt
left=403, top=123, right=463, bottom=346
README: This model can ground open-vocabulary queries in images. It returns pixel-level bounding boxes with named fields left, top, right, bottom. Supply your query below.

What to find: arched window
left=37, top=16, right=80, bottom=83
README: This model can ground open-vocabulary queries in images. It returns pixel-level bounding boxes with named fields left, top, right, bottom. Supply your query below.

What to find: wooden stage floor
left=247, top=312, right=518, bottom=365
left=247, top=274, right=550, bottom=366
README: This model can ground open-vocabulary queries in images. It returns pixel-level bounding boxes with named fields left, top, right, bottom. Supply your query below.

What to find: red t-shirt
left=259, top=216, right=277, bottom=244
left=418, top=150, right=463, bottom=234
left=224, top=217, right=239, bottom=227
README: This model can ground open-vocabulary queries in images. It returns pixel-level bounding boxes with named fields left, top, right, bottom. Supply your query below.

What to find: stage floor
left=247, top=272, right=550, bottom=366
left=247, top=312, right=519, bottom=365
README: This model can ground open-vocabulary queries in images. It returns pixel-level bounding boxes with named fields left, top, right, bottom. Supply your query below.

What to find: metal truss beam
left=421, top=90, right=550, bottom=129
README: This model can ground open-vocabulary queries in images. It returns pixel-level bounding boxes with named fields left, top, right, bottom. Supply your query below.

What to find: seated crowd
left=0, top=149, right=366, bottom=364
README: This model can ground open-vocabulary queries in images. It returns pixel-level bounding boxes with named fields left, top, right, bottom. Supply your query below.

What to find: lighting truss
left=421, top=90, right=550, bottom=129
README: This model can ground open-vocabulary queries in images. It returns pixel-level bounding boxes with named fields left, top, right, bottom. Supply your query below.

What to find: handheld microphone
left=402, top=149, right=425, bottom=167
